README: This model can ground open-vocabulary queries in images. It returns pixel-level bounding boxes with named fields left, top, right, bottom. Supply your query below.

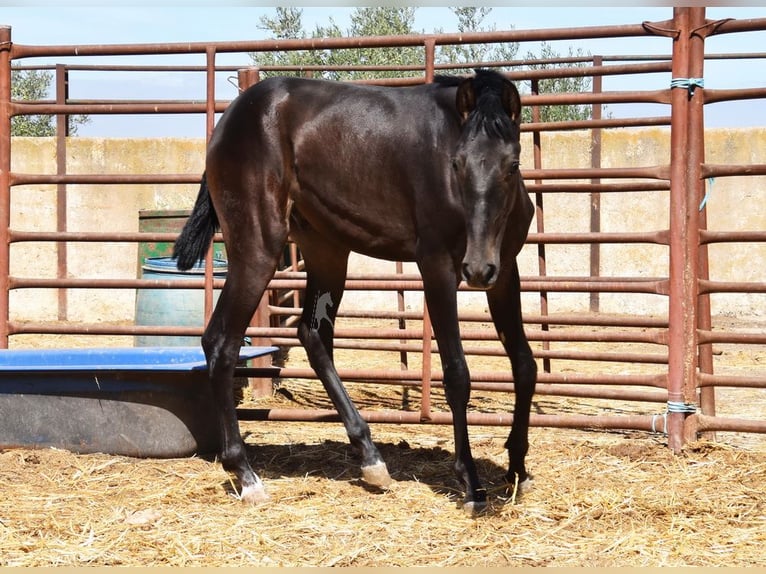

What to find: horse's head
left=452, top=70, right=523, bottom=290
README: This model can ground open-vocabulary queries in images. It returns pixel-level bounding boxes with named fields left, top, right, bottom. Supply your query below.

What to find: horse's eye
left=451, top=158, right=460, bottom=172
left=510, top=161, right=520, bottom=174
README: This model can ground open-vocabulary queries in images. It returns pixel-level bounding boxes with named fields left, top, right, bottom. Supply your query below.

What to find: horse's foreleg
left=486, top=259, right=537, bottom=496
left=418, top=253, right=486, bottom=514
left=295, top=235, right=390, bottom=488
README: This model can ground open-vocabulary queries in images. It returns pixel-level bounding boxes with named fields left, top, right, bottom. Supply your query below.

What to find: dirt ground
left=1, top=316, right=764, bottom=566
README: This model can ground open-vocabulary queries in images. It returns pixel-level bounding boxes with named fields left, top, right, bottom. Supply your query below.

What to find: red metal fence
left=1, top=7, right=764, bottom=450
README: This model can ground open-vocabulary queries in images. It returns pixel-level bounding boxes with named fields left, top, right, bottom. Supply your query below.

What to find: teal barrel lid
left=142, top=256, right=228, bottom=275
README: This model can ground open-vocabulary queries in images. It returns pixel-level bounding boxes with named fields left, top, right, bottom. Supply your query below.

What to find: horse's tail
left=173, top=172, right=219, bottom=271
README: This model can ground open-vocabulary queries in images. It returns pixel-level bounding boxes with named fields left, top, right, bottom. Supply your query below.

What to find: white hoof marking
left=240, top=483, right=270, bottom=505
left=361, top=461, right=392, bottom=488
left=518, top=477, right=534, bottom=495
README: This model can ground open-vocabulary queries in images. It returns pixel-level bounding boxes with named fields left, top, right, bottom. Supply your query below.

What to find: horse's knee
left=512, top=353, right=537, bottom=398
left=442, top=360, right=470, bottom=407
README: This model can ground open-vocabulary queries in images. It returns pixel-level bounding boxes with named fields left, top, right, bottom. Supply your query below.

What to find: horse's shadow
left=219, top=434, right=516, bottom=514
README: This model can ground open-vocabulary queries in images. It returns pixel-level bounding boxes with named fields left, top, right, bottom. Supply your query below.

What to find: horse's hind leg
left=486, top=259, right=537, bottom=495
left=293, top=225, right=391, bottom=488
left=203, top=220, right=288, bottom=505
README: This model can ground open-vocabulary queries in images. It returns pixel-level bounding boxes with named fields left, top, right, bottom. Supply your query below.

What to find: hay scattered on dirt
left=1, top=422, right=764, bottom=567
left=3, top=317, right=764, bottom=566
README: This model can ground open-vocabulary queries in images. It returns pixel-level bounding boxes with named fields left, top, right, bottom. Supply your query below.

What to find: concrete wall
left=8, top=128, right=766, bottom=327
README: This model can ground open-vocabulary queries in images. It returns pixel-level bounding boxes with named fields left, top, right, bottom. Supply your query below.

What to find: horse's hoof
left=518, top=476, right=534, bottom=495
left=462, top=499, right=488, bottom=517
left=240, top=483, right=270, bottom=505
left=361, top=461, right=392, bottom=489
left=505, top=472, right=534, bottom=500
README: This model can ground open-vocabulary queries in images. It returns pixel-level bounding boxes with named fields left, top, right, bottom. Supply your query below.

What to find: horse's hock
left=1, top=8, right=765, bottom=455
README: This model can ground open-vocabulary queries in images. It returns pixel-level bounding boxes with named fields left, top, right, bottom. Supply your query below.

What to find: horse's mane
left=433, top=74, right=464, bottom=87
left=435, top=69, right=516, bottom=141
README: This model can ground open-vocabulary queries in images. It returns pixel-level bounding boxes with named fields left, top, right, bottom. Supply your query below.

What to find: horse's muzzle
left=461, top=261, right=498, bottom=290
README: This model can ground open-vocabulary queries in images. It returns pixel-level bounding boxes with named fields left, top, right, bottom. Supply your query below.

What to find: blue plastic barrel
left=134, top=256, right=227, bottom=347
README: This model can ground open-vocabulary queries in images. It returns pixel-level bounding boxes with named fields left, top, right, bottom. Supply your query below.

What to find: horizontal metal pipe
left=8, top=172, right=673, bottom=190
left=700, top=230, right=766, bottom=244
left=276, top=366, right=666, bottom=388
left=694, top=414, right=766, bottom=434
left=703, top=87, right=766, bottom=104
left=266, top=370, right=667, bottom=401
left=10, top=230, right=182, bottom=244
left=523, top=116, right=671, bottom=133
left=697, top=373, right=766, bottom=389
left=698, top=279, right=766, bottom=294
left=699, top=163, right=766, bottom=178
left=526, top=231, right=669, bottom=245
left=16, top=51, right=764, bottom=72
left=10, top=22, right=655, bottom=59
left=236, top=407, right=661, bottom=433
left=269, top=337, right=668, bottom=365
left=708, top=16, right=766, bottom=35
left=10, top=101, right=227, bottom=116
left=522, top=165, right=670, bottom=180
left=7, top=321, right=205, bottom=337
left=10, top=173, right=199, bottom=186
left=7, top=320, right=666, bottom=345
left=8, top=275, right=670, bottom=294
left=524, top=89, right=671, bottom=106
left=697, top=330, right=766, bottom=345
left=270, top=306, right=671, bottom=328
left=8, top=229, right=671, bottom=247
left=525, top=182, right=671, bottom=194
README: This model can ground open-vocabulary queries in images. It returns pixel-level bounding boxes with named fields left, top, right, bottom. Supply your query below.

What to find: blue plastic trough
left=0, top=346, right=278, bottom=458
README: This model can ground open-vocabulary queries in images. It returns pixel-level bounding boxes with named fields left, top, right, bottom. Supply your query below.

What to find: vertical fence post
left=424, top=37, right=435, bottom=83
left=203, top=46, right=217, bottom=324
left=684, top=7, right=711, bottom=443
left=666, top=7, right=699, bottom=452
left=0, top=26, right=12, bottom=349
left=55, top=64, right=69, bottom=322
left=530, top=79, right=550, bottom=374
left=589, top=56, right=603, bottom=313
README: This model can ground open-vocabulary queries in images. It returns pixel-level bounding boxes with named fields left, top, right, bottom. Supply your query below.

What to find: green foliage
left=521, top=42, right=593, bottom=124
left=255, top=7, right=423, bottom=81
left=321, top=7, right=423, bottom=80
left=11, top=67, right=90, bottom=137
left=254, top=7, right=321, bottom=77
left=253, top=7, right=594, bottom=123
left=436, top=7, right=518, bottom=70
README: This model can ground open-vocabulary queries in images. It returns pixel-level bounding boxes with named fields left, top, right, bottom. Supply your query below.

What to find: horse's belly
left=289, top=185, right=417, bottom=261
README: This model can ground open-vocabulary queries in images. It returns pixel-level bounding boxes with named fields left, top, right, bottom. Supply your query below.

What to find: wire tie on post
left=667, top=401, right=698, bottom=414
left=651, top=412, right=668, bottom=434
left=699, top=177, right=714, bottom=211
left=670, top=77, right=705, bottom=96
left=651, top=401, right=697, bottom=434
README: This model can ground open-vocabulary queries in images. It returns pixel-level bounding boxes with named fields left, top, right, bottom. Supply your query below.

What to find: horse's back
left=208, top=77, right=464, bottom=261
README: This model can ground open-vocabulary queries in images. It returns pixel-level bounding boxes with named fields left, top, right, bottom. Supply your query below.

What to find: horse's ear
left=503, top=81, right=522, bottom=125
left=456, top=77, right=476, bottom=123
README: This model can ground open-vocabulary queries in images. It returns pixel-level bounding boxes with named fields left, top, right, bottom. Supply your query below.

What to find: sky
left=2, top=4, right=765, bottom=137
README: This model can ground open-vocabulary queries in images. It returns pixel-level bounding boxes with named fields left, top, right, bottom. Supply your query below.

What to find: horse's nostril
left=462, top=261, right=497, bottom=288
left=462, top=262, right=471, bottom=282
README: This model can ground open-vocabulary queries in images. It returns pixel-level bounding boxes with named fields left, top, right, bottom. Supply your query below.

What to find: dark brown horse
left=174, top=69, right=537, bottom=513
